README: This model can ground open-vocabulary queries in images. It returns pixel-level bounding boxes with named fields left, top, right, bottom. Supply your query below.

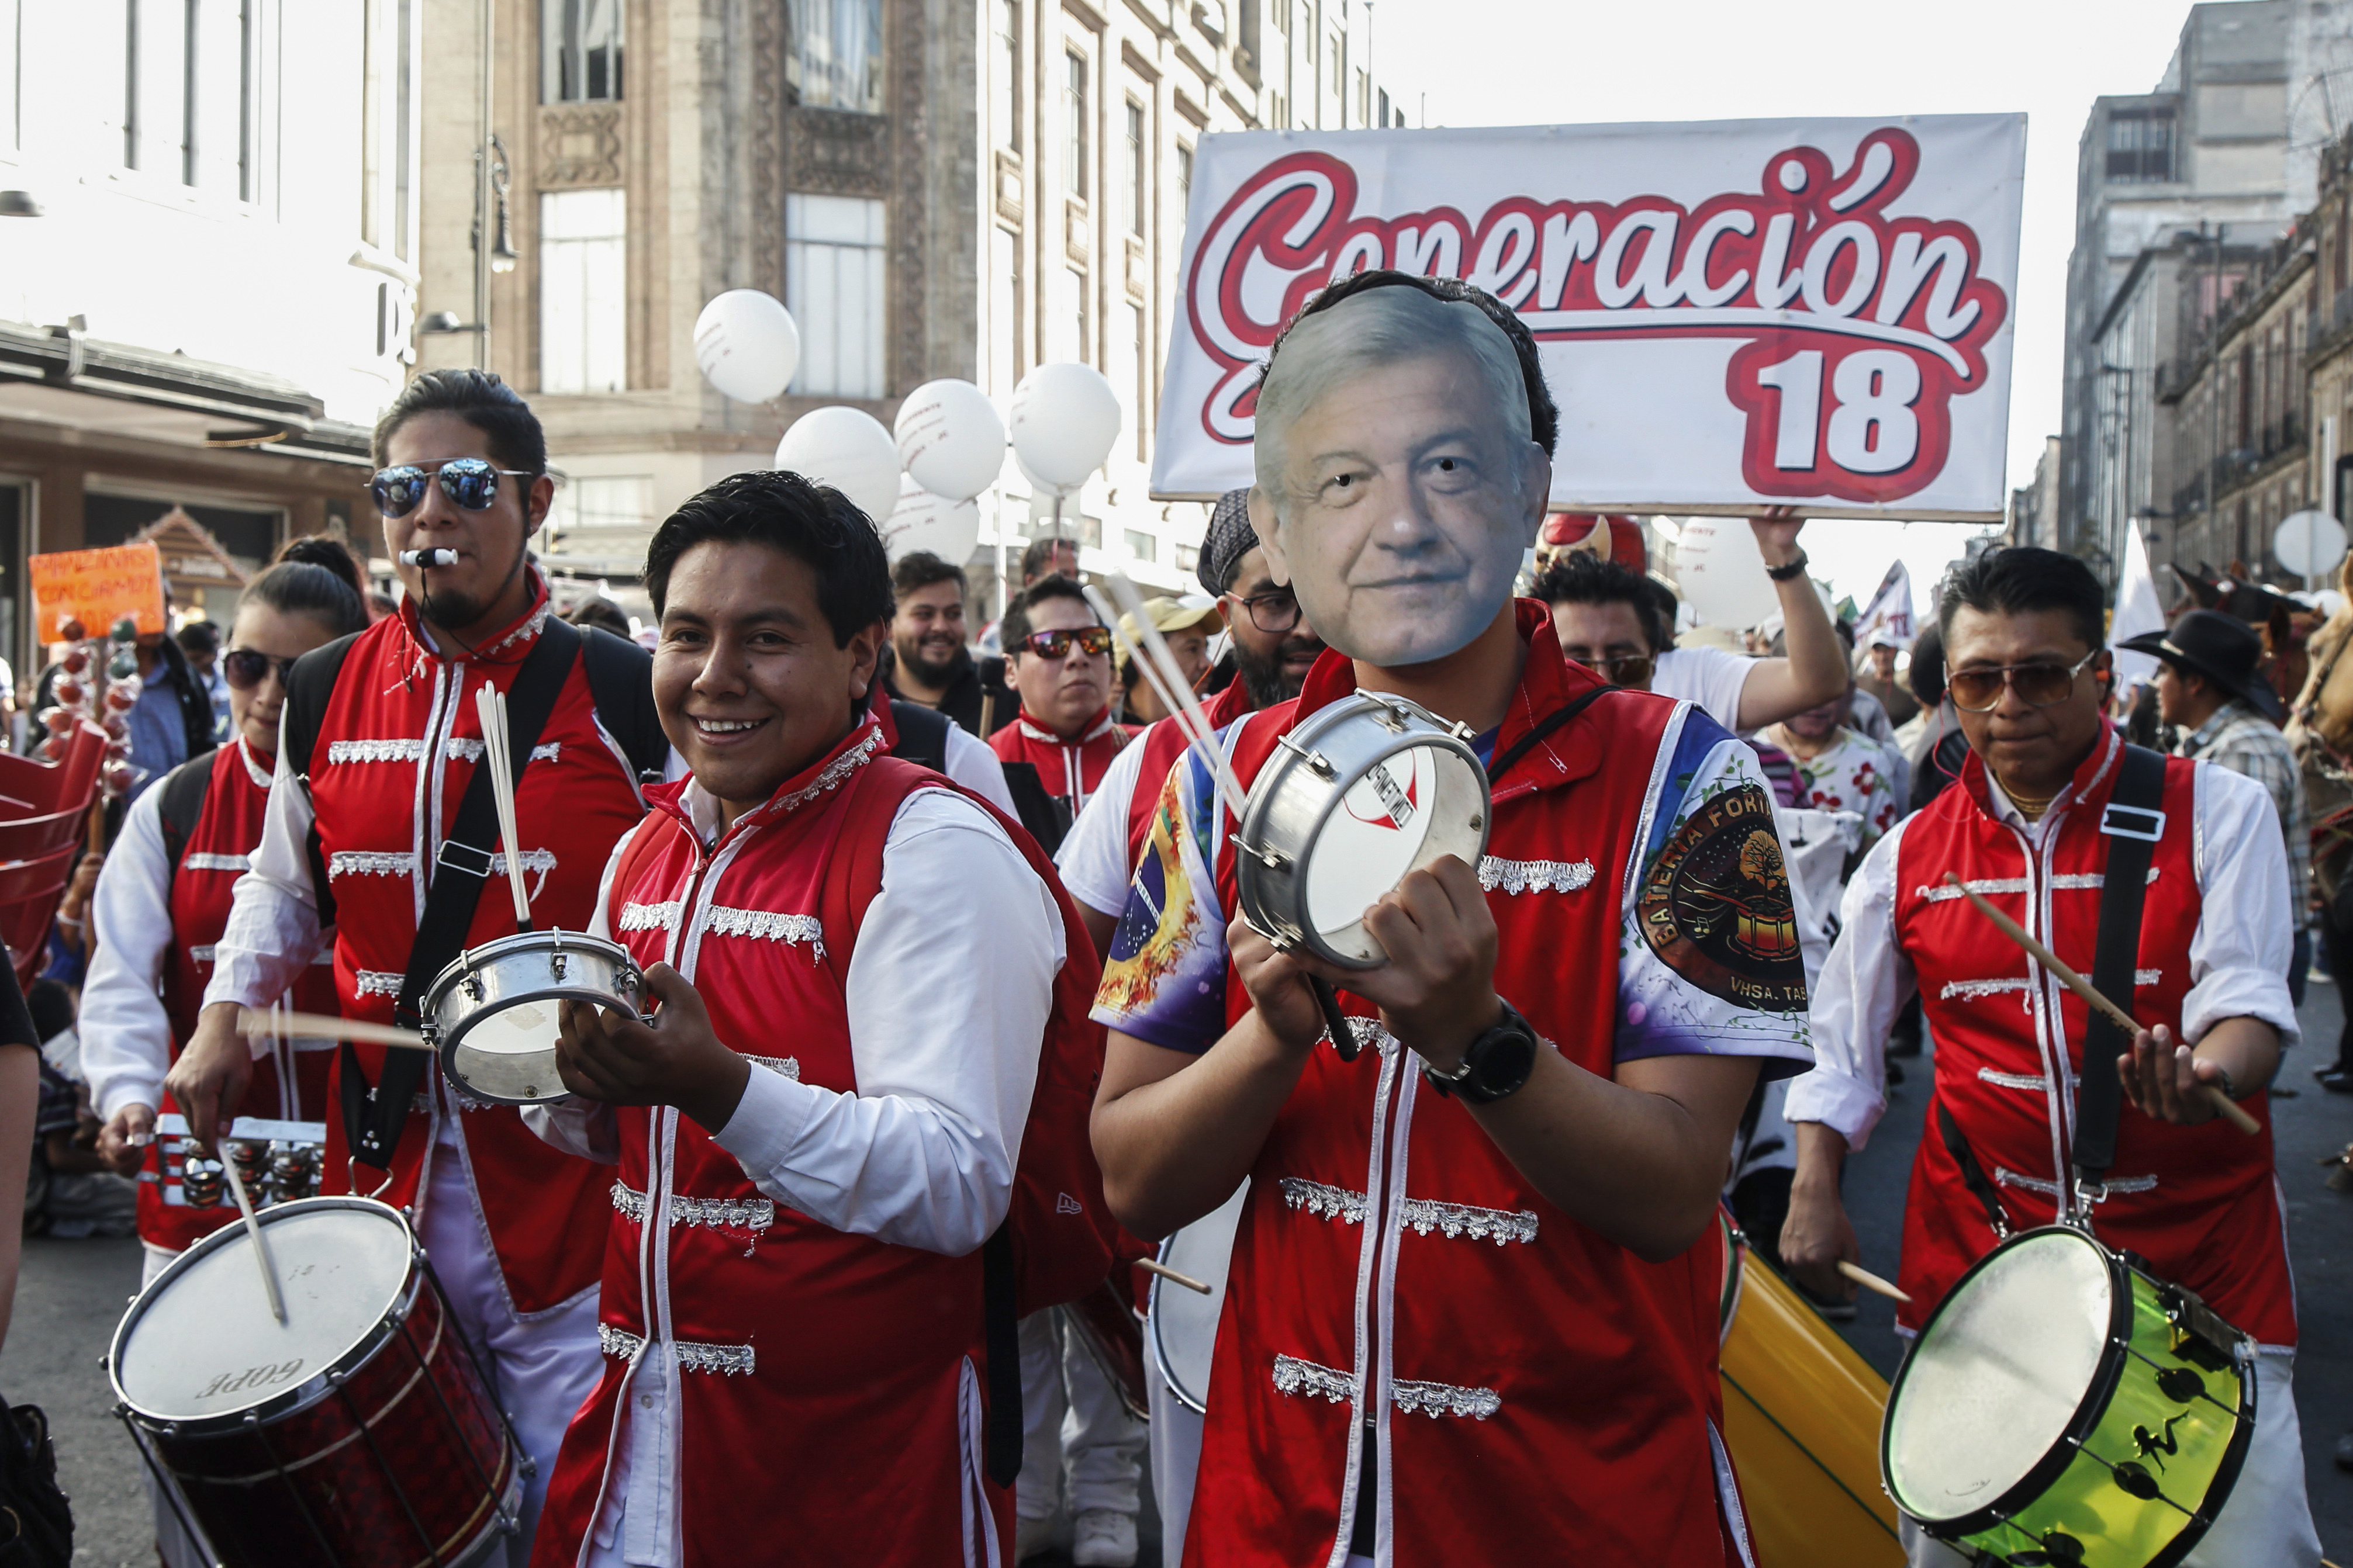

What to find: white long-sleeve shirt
left=199, top=738, right=327, bottom=1021
left=1784, top=759, right=2299, bottom=1151
left=528, top=780, right=1063, bottom=1566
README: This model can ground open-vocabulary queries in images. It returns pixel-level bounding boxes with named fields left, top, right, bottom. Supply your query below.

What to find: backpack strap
left=578, top=625, right=669, bottom=783
left=156, top=750, right=218, bottom=901
left=887, top=700, right=953, bottom=774
left=2073, top=742, right=2168, bottom=1188
left=279, top=632, right=363, bottom=929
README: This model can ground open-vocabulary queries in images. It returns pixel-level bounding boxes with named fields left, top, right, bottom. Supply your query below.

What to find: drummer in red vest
left=524, top=469, right=1094, bottom=1566
left=1090, top=270, right=1812, bottom=1566
left=167, top=370, right=670, bottom=1564
left=1780, top=546, right=2321, bottom=1566
left=987, top=575, right=1135, bottom=849
left=81, top=548, right=367, bottom=1568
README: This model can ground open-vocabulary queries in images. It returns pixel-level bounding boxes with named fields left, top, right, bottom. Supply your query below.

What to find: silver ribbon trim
left=1279, top=1178, right=1537, bottom=1244
left=1477, top=856, right=1595, bottom=895
left=619, top=901, right=680, bottom=933
left=599, top=1323, right=756, bottom=1376
left=610, top=1180, right=775, bottom=1237
left=354, top=970, right=404, bottom=998
left=703, top=908, right=825, bottom=956
left=182, top=852, right=250, bottom=873
left=747, top=1055, right=801, bottom=1080
left=1270, top=1354, right=1500, bottom=1420
left=1995, top=1165, right=2157, bottom=1199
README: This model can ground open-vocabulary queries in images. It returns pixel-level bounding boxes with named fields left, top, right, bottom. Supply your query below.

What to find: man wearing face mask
left=163, top=369, right=672, bottom=1563
left=1090, top=272, right=1811, bottom=1566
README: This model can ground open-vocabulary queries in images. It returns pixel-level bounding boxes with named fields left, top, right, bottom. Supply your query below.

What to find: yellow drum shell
left=1719, top=1223, right=1905, bottom=1567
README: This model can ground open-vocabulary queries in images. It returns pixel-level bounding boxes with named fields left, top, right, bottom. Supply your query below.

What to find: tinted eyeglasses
left=1946, top=650, right=2103, bottom=713
left=1230, top=589, right=1303, bottom=634
left=222, top=649, right=300, bottom=691
left=368, top=458, right=535, bottom=519
left=1016, top=626, right=1115, bottom=659
left=1581, top=652, right=1655, bottom=687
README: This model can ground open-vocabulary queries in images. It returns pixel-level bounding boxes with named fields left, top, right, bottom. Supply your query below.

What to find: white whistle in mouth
left=400, top=548, right=458, bottom=567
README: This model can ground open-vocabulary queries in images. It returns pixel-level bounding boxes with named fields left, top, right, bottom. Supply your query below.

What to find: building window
left=1174, top=541, right=1199, bottom=572
left=1177, top=141, right=1193, bottom=225
left=125, top=0, right=258, bottom=193
left=1268, top=91, right=1286, bottom=129
left=1070, top=266, right=1091, bottom=361
left=540, top=188, right=627, bottom=394
left=363, top=0, right=419, bottom=256
left=551, top=475, right=654, bottom=556
left=1268, top=0, right=1283, bottom=34
left=1377, top=87, right=1388, bottom=129
left=1328, top=32, right=1342, bottom=98
left=543, top=0, right=622, bottom=103
left=993, top=0, right=1020, bottom=150
left=1125, top=99, right=1146, bottom=237
left=2105, top=108, right=2174, bottom=185
left=990, top=224, right=1021, bottom=397
left=1125, top=528, right=1156, bottom=562
left=787, top=193, right=888, bottom=398
left=1064, top=50, right=1089, bottom=200
left=789, top=0, right=883, bottom=114
left=1355, top=68, right=1367, bottom=125
left=1129, top=301, right=1149, bottom=459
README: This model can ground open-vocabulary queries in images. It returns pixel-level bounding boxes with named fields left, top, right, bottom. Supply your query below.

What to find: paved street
left=13, top=977, right=2353, bottom=1565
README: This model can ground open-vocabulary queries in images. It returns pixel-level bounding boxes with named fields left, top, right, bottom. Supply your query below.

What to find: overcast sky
left=1364, top=0, right=2205, bottom=601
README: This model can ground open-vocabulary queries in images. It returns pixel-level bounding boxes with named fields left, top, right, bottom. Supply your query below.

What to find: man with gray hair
left=1090, top=271, right=1809, bottom=1566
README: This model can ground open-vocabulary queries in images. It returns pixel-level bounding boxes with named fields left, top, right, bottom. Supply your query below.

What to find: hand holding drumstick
left=1943, top=875, right=2262, bottom=1136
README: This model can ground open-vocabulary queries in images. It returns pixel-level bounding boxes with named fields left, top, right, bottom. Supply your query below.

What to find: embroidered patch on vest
left=1477, top=856, right=1596, bottom=895
left=1636, top=782, right=1806, bottom=1012
left=1271, top=1354, right=1355, bottom=1406
left=610, top=1180, right=775, bottom=1236
left=618, top=901, right=680, bottom=933
left=597, top=1323, right=758, bottom=1375
left=182, top=852, right=249, bottom=873
left=355, top=970, right=404, bottom=998
left=703, top=908, right=824, bottom=957
left=1393, top=1377, right=1503, bottom=1420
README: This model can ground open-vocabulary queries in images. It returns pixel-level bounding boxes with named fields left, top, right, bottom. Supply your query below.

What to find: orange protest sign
left=29, top=543, right=168, bottom=641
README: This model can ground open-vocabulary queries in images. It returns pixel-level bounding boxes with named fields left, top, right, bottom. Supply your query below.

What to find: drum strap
left=340, top=618, right=584, bottom=1171
left=1935, top=1101, right=2010, bottom=1240
left=1484, top=683, right=1614, bottom=787
left=2073, top=743, right=2168, bottom=1186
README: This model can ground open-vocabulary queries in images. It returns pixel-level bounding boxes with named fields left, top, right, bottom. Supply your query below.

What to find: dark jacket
left=883, top=648, right=1018, bottom=740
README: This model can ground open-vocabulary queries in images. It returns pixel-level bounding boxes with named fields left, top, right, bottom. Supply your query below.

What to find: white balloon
left=1675, top=517, right=1782, bottom=629
left=1017, top=451, right=1076, bottom=501
left=894, top=379, right=1007, bottom=502
left=776, top=406, right=901, bottom=524
left=1010, top=362, right=1123, bottom=490
left=693, top=289, right=801, bottom=403
left=2275, top=509, right=2348, bottom=577
left=881, top=473, right=983, bottom=565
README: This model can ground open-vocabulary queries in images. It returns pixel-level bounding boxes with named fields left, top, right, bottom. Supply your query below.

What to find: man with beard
left=884, top=551, right=1017, bottom=738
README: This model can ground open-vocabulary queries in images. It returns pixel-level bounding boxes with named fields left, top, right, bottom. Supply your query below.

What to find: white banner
left=1152, top=115, right=2025, bottom=520
left=1852, top=561, right=1916, bottom=652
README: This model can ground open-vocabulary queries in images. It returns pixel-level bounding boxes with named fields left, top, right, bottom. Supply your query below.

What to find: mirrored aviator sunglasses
left=368, top=457, right=528, bottom=518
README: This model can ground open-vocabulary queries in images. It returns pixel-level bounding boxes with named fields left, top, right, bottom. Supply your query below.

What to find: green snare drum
left=1881, top=1226, right=2254, bottom=1568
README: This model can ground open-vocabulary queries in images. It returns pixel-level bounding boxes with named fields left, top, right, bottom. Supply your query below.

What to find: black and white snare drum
left=1235, top=693, right=1490, bottom=968
left=420, top=927, right=643, bottom=1106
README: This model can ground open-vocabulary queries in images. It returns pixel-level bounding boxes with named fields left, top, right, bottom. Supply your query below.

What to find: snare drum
left=1235, top=693, right=1490, bottom=968
left=1149, top=1179, right=1250, bottom=1415
left=1715, top=1214, right=1903, bottom=1565
left=109, top=1196, right=520, bottom=1568
left=1882, top=1225, right=2254, bottom=1567
left=420, top=927, right=642, bottom=1105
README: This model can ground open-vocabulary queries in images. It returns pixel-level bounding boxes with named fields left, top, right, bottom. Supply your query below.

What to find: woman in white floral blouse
left=1754, top=685, right=1903, bottom=854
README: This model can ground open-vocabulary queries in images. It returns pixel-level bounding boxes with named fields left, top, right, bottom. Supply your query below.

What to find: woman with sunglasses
left=78, top=552, right=366, bottom=1567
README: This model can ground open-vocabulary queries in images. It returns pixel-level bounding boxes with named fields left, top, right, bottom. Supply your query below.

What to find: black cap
left=2117, top=608, right=2284, bottom=721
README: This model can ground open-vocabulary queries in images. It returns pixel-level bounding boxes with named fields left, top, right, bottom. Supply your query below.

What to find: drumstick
left=476, top=684, right=534, bottom=931
left=236, top=1007, right=435, bottom=1051
left=1094, top=592, right=1206, bottom=756
left=1098, top=575, right=1253, bottom=821
left=220, top=1150, right=288, bottom=1324
left=1136, top=1257, right=1213, bottom=1295
left=1943, top=875, right=2261, bottom=1136
left=1837, top=1259, right=1910, bottom=1304
left=1083, top=582, right=1249, bottom=822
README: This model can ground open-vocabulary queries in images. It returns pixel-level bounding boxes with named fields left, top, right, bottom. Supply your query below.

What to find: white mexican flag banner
left=1152, top=115, right=2025, bottom=521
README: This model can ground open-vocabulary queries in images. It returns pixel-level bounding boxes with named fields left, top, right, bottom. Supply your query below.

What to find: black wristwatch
left=1764, top=548, right=1811, bottom=582
left=1422, top=1000, right=1540, bottom=1104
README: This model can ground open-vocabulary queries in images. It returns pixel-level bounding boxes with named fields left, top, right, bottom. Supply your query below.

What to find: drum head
left=450, top=1001, right=567, bottom=1102
left=1302, top=742, right=1485, bottom=961
left=1885, top=1229, right=2113, bottom=1523
left=114, top=1199, right=413, bottom=1425
left=1151, top=1178, right=1250, bottom=1415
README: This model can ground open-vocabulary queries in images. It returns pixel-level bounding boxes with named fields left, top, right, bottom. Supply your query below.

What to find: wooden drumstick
left=236, top=1008, right=435, bottom=1052
left=1837, top=1259, right=1911, bottom=1304
left=220, top=1152, right=288, bottom=1325
left=1943, top=875, right=2262, bottom=1136
left=1136, top=1257, right=1213, bottom=1295
left=476, top=684, right=534, bottom=932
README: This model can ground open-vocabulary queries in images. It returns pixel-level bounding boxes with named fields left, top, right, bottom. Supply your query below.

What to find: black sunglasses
left=222, top=649, right=300, bottom=691
left=1017, top=626, right=1114, bottom=659
left=368, top=458, right=535, bottom=519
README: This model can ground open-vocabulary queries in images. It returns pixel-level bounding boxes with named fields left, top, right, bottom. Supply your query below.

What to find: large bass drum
left=1234, top=694, right=1490, bottom=968
left=108, top=1197, right=520, bottom=1568
left=1715, top=1213, right=1903, bottom=1566
left=1882, top=1226, right=2254, bottom=1568
left=1149, top=1179, right=1251, bottom=1415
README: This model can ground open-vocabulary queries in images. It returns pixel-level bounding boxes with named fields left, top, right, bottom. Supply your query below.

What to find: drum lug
left=1372, top=702, right=1409, bottom=733
left=463, top=973, right=485, bottom=1003
left=1274, top=733, right=1338, bottom=778
left=550, top=951, right=568, bottom=982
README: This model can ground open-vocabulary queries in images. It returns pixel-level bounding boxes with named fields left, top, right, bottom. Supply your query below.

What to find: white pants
left=421, top=1131, right=606, bottom=1568
left=1901, top=1351, right=2321, bottom=1567
left=1016, top=1309, right=1146, bottom=1521
left=1146, top=1363, right=1207, bottom=1566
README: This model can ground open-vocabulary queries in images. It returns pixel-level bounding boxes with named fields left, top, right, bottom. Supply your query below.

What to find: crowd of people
left=0, top=264, right=2337, bottom=1568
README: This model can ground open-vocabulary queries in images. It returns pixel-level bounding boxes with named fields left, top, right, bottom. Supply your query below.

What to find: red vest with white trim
left=303, top=581, right=647, bottom=1313
left=145, top=742, right=337, bottom=1252
left=1892, top=728, right=2295, bottom=1346
left=1186, top=604, right=1748, bottom=1568
left=534, top=720, right=1098, bottom=1567
left=988, top=706, right=1132, bottom=815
